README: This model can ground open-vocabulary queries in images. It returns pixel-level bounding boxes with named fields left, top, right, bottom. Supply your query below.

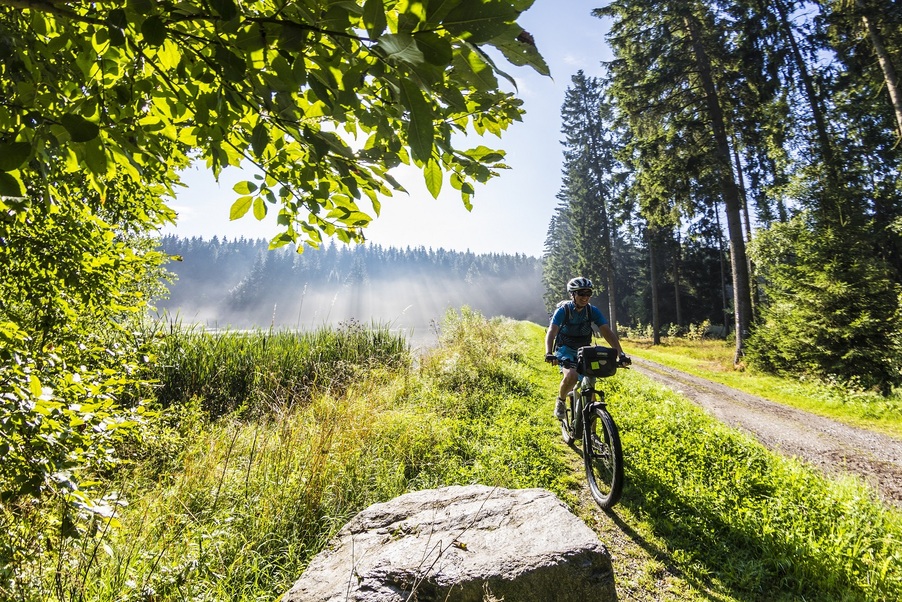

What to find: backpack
left=554, top=300, right=596, bottom=350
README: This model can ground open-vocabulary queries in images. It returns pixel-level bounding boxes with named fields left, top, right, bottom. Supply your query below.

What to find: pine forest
left=158, top=235, right=546, bottom=338
left=543, top=0, right=902, bottom=393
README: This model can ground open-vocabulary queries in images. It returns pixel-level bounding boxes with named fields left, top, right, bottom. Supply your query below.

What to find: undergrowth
left=9, top=308, right=569, bottom=601
left=8, top=314, right=900, bottom=601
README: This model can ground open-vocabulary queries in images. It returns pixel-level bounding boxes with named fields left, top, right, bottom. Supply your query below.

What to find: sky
left=163, top=1, right=613, bottom=258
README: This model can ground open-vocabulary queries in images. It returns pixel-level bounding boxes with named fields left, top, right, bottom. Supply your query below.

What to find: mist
left=154, top=236, right=549, bottom=349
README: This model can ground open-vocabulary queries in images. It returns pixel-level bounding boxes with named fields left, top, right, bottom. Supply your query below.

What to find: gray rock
left=284, top=485, right=616, bottom=601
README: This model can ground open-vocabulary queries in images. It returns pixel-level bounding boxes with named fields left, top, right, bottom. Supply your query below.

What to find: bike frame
left=561, top=362, right=602, bottom=437
left=558, top=353, right=625, bottom=509
left=570, top=375, right=607, bottom=434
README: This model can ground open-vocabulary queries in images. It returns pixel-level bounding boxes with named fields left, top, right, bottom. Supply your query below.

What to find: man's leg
left=553, top=345, right=578, bottom=420
left=559, top=366, right=578, bottom=399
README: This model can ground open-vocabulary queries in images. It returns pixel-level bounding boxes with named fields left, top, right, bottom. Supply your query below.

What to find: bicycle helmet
left=567, top=277, right=593, bottom=292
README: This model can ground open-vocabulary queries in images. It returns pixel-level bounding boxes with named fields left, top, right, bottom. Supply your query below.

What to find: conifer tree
left=554, top=71, right=626, bottom=327
left=598, top=0, right=753, bottom=362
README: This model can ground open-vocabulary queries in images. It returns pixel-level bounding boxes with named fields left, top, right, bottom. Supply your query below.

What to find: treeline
left=158, top=235, right=547, bottom=331
left=544, top=1, right=902, bottom=392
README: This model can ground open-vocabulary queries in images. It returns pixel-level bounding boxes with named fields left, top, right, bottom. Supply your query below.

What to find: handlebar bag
left=577, top=345, right=618, bottom=377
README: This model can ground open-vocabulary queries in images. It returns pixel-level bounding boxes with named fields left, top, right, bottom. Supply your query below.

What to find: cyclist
left=545, top=277, right=630, bottom=420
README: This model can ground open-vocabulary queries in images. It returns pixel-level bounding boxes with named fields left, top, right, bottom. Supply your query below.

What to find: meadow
left=12, top=310, right=901, bottom=601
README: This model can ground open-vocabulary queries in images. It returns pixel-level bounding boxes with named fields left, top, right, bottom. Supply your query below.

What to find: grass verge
left=626, top=337, right=902, bottom=438
left=531, top=323, right=901, bottom=601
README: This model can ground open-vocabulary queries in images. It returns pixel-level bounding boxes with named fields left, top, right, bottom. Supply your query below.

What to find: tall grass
left=19, top=309, right=571, bottom=601
left=15, top=316, right=901, bottom=601
left=143, top=318, right=410, bottom=418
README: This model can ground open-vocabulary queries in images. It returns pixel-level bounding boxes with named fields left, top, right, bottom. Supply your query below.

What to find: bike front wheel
left=583, top=407, right=624, bottom=509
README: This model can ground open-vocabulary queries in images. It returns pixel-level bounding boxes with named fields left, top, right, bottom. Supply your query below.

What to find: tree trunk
left=715, top=205, right=731, bottom=337
left=857, top=0, right=902, bottom=140
left=649, top=233, right=661, bottom=345
left=683, top=12, right=753, bottom=364
left=673, top=233, right=683, bottom=327
left=605, top=257, right=618, bottom=332
left=732, top=141, right=758, bottom=321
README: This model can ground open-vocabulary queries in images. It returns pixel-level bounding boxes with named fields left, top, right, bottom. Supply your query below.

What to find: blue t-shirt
left=550, top=302, right=607, bottom=350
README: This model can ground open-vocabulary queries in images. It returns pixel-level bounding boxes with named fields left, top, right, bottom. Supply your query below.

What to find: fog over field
left=155, top=236, right=548, bottom=348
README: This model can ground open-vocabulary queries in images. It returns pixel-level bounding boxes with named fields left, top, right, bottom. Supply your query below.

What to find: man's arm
left=598, top=324, right=624, bottom=355
left=545, top=324, right=560, bottom=355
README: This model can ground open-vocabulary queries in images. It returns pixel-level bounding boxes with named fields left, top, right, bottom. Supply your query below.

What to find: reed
left=144, top=318, right=410, bottom=418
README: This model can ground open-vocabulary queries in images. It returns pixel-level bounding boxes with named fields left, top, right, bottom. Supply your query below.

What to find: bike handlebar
left=545, top=353, right=631, bottom=370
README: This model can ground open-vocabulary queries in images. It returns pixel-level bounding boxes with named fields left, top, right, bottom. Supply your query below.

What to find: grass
left=11, top=313, right=902, bottom=601
left=530, top=322, right=902, bottom=601
left=610, top=370, right=902, bottom=600
left=140, top=318, right=411, bottom=418
left=15, top=309, right=573, bottom=601
left=626, top=337, right=902, bottom=438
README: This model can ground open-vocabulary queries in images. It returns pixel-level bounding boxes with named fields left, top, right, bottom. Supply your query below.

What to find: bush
left=747, top=215, right=902, bottom=393
left=666, top=323, right=684, bottom=338
left=685, top=319, right=711, bottom=341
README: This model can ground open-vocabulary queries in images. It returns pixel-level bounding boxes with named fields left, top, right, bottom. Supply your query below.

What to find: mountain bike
left=558, top=346, right=627, bottom=509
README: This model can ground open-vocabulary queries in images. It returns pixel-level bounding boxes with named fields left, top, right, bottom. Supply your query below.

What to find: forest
left=543, top=0, right=902, bottom=392
left=157, top=235, right=547, bottom=335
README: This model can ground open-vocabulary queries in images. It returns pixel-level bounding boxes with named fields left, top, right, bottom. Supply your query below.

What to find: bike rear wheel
left=583, top=406, right=624, bottom=509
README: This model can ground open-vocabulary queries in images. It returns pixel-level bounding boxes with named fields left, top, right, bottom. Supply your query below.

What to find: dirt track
left=631, top=358, right=902, bottom=507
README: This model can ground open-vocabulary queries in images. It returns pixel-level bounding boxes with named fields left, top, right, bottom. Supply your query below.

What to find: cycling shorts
left=554, top=345, right=579, bottom=365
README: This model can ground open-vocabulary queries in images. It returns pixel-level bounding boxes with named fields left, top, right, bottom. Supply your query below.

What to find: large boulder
left=284, top=485, right=616, bottom=601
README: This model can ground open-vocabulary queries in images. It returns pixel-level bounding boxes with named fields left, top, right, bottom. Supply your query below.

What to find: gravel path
left=631, top=357, right=902, bottom=507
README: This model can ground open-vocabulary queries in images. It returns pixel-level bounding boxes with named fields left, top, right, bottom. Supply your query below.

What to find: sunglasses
left=574, top=290, right=592, bottom=297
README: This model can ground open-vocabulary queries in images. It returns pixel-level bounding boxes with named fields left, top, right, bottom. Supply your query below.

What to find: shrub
left=747, top=215, right=902, bottom=393
left=686, top=319, right=711, bottom=341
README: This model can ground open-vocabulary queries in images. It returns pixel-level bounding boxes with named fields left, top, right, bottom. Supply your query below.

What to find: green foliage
left=0, top=193, right=165, bottom=541
left=10, top=312, right=571, bottom=601
left=747, top=213, right=902, bottom=392
left=684, top=319, right=712, bottom=341
left=619, top=319, right=717, bottom=341
left=0, top=0, right=547, bottom=248
left=543, top=71, right=625, bottom=314
left=0, top=0, right=549, bottom=592
left=551, top=0, right=902, bottom=389
left=421, top=306, right=528, bottom=400
left=0, top=323, right=154, bottom=601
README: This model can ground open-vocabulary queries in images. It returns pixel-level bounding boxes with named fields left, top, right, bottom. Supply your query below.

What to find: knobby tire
left=583, top=406, right=624, bottom=509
